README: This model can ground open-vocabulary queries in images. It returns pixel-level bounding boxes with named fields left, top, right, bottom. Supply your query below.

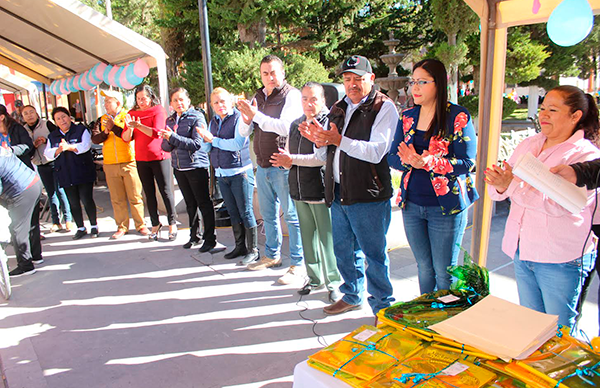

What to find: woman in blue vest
left=388, top=59, right=479, bottom=294
left=197, top=87, right=258, bottom=264
left=45, top=107, right=98, bottom=240
left=160, top=88, right=218, bottom=250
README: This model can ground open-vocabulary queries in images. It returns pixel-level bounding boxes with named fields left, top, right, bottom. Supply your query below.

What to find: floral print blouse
left=387, top=103, right=479, bottom=215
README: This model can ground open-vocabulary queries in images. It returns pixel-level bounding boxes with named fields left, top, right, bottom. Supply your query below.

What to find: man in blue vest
left=238, top=55, right=305, bottom=285
left=304, top=55, right=399, bottom=316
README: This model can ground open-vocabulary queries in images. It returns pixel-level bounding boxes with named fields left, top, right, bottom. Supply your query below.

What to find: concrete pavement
left=0, top=184, right=598, bottom=388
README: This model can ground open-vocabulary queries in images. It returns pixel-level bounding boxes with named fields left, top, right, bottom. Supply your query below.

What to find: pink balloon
left=60, top=79, right=69, bottom=95
left=107, top=66, right=120, bottom=87
left=93, top=63, right=107, bottom=84
left=133, top=58, right=150, bottom=78
left=118, top=67, right=135, bottom=89
left=73, top=74, right=82, bottom=91
left=80, top=71, right=93, bottom=90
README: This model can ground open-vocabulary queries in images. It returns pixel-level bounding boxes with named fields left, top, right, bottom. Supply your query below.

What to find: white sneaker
left=277, top=266, right=303, bottom=285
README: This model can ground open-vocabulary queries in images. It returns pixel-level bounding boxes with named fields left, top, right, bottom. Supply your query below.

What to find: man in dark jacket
left=302, top=56, right=399, bottom=316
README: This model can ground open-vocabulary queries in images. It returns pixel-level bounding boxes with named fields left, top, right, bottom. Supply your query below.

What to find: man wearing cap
left=11, top=100, right=25, bottom=125
left=92, top=90, right=149, bottom=239
left=237, top=54, right=305, bottom=285
left=302, top=55, right=399, bottom=316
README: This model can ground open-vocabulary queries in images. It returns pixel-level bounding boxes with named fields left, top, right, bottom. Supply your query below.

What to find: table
left=293, top=360, right=351, bottom=388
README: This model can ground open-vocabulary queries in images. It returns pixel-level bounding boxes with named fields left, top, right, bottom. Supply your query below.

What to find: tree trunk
left=238, top=18, right=267, bottom=48
left=448, top=33, right=458, bottom=104
left=473, top=65, right=480, bottom=95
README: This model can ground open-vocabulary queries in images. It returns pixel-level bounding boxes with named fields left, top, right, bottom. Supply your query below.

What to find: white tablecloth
left=293, top=360, right=351, bottom=388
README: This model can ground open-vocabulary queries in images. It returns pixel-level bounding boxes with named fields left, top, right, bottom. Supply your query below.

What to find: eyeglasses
left=408, top=80, right=435, bottom=87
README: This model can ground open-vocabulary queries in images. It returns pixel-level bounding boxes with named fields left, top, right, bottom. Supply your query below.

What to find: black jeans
left=7, top=179, right=42, bottom=270
left=174, top=168, right=216, bottom=244
left=64, top=182, right=97, bottom=229
left=137, top=159, right=176, bottom=227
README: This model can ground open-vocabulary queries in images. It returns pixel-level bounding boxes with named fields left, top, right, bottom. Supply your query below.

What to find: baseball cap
left=100, top=90, right=123, bottom=103
left=14, top=100, right=23, bottom=107
left=340, top=55, right=373, bottom=76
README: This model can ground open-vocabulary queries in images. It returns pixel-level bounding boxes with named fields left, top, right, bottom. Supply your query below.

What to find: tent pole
left=42, top=83, right=48, bottom=119
left=471, top=0, right=507, bottom=266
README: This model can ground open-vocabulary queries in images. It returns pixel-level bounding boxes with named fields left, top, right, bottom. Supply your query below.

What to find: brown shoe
left=323, top=299, right=361, bottom=315
left=137, top=226, right=151, bottom=236
left=110, top=230, right=126, bottom=240
left=246, top=256, right=282, bottom=271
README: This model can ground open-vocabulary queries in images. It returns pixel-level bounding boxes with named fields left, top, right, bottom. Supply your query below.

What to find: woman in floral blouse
left=388, top=58, right=479, bottom=294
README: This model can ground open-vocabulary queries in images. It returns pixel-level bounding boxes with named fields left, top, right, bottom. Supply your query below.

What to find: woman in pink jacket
left=485, top=85, right=600, bottom=329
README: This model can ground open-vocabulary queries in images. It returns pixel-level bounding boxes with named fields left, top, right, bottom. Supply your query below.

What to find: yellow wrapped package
left=368, top=347, right=496, bottom=388
left=515, top=332, right=600, bottom=388
left=308, top=325, right=424, bottom=385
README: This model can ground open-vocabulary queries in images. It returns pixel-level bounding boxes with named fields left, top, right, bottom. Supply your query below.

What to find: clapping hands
left=195, top=124, right=213, bottom=143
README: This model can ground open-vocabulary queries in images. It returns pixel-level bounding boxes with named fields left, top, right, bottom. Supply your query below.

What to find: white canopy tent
left=0, top=0, right=168, bottom=112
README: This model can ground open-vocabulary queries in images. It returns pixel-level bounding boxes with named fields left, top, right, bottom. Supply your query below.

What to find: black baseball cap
left=340, top=55, right=373, bottom=76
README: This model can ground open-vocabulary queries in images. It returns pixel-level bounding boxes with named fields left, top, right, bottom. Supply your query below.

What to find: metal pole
left=198, top=0, right=217, bottom=198
left=197, top=0, right=213, bottom=120
left=42, top=83, right=48, bottom=119
left=105, top=0, right=113, bottom=19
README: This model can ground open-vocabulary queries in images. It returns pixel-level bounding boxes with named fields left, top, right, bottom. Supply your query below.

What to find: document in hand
left=512, top=152, right=588, bottom=214
left=428, top=295, right=558, bottom=362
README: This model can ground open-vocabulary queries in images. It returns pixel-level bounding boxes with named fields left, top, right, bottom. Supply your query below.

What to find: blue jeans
left=514, top=249, right=595, bottom=329
left=402, top=201, right=468, bottom=294
left=37, top=163, right=72, bottom=225
left=218, top=169, right=257, bottom=228
left=255, top=166, right=303, bottom=265
left=331, top=186, right=394, bottom=314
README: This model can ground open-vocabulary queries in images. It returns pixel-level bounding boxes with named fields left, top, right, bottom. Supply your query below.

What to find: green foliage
left=174, top=47, right=330, bottom=104
left=458, top=95, right=517, bottom=120
left=431, top=0, right=478, bottom=39
left=505, top=27, right=549, bottom=84
left=434, top=41, right=469, bottom=71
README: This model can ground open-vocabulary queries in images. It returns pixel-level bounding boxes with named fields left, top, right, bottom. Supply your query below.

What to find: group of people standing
left=2, top=52, right=600, bottom=332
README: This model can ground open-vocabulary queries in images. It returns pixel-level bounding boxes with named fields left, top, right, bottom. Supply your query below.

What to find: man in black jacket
left=302, top=56, right=399, bottom=316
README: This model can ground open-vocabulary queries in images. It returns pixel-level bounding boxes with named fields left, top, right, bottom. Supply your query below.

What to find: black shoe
left=198, top=241, right=216, bottom=253
left=298, top=283, right=324, bottom=296
left=73, top=229, right=87, bottom=240
left=90, top=227, right=99, bottom=238
left=9, top=267, right=36, bottom=277
left=225, top=223, right=247, bottom=259
left=183, top=239, right=201, bottom=249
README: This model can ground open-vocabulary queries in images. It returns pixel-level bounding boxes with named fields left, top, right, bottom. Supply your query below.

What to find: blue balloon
left=103, top=65, right=114, bottom=85
left=68, top=77, right=77, bottom=93
left=547, top=0, right=593, bottom=47
left=114, top=67, right=125, bottom=88
left=126, top=63, right=143, bottom=86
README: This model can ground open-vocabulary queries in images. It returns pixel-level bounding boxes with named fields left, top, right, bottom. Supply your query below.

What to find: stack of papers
left=429, top=295, right=558, bottom=361
left=513, top=152, right=588, bottom=214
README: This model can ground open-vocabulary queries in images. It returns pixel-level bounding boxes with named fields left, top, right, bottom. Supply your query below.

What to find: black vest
left=253, top=82, right=296, bottom=168
left=325, top=90, right=393, bottom=206
left=47, top=124, right=96, bottom=188
left=288, top=109, right=328, bottom=202
left=209, top=109, right=252, bottom=170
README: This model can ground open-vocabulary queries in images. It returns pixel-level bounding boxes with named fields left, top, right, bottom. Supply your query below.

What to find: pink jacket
left=488, top=130, right=600, bottom=263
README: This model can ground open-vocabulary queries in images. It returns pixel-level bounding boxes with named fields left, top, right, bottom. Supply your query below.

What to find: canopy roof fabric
left=0, top=0, right=165, bottom=85
left=0, top=76, right=29, bottom=93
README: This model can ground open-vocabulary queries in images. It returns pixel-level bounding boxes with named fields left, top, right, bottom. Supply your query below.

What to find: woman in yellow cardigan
left=91, top=90, right=150, bottom=239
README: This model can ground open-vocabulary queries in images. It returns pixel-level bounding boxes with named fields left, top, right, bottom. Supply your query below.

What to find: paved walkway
left=0, top=185, right=598, bottom=388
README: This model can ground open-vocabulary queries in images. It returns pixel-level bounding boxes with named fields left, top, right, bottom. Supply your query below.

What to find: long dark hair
left=550, top=85, right=600, bottom=144
left=0, top=104, right=18, bottom=130
left=133, top=84, right=161, bottom=110
left=413, top=59, right=448, bottom=139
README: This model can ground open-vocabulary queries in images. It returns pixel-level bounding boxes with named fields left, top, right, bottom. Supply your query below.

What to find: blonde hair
left=211, top=87, right=232, bottom=101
